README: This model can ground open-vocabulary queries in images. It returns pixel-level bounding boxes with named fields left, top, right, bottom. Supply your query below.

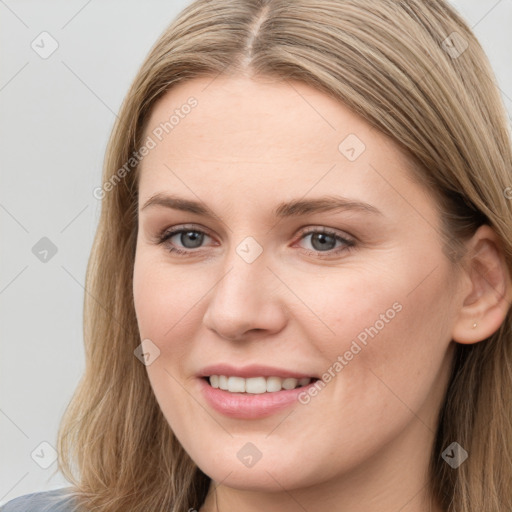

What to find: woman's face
left=133, top=75, right=463, bottom=495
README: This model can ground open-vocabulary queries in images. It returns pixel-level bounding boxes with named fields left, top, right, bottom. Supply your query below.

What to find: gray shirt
left=0, top=488, right=77, bottom=512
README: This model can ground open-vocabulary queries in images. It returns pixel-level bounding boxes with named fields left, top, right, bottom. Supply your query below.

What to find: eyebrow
left=141, top=193, right=383, bottom=218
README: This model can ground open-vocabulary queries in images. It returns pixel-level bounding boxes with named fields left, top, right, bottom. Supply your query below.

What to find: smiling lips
left=208, top=375, right=315, bottom=393
left=197, top=364, right=320, bottom=418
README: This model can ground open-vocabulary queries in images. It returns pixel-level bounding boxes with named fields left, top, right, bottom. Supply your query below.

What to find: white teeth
left=245, top=377, right=267, bottom=394
left=266, top=376, right=282, bottom=393
left=218, top=375, right=228, bottom=390
left=207, top=375, right=313, bottom=393
left=282, top=378, right=298, bottom=390
left=227, top=376, right=245, bottom=392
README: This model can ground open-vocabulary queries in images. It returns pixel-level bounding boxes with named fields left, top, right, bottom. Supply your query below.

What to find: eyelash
left=155, top=225, right=356, bottom=259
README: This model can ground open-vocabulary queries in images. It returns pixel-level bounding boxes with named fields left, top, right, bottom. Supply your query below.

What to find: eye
left=295, top=227, right=355, bottom=258
left=156, top=225, right=213, bottom=255
left=155, top=225, right=356, bottom=258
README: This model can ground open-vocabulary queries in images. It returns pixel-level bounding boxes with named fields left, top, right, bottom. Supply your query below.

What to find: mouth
left=203, top=375, right=320, bottom=394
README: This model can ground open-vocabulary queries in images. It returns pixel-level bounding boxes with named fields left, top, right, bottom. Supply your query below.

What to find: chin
left=190, top=444, right=322, bottom=492
left=198, top=461, right=300, bottom=491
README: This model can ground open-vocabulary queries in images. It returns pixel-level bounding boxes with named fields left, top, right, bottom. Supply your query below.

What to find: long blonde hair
left=55, top=1, right=512, bottom=510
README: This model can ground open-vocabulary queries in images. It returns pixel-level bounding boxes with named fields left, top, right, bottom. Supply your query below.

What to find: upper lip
left=198, top=363, right=318, bottom=379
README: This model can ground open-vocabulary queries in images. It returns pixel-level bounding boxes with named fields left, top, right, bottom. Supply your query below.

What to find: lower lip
left=198, top=377, right=318, bottom=419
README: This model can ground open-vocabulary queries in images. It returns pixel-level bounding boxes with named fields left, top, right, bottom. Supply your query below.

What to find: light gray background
left=1, top=0, right=511, bottom=505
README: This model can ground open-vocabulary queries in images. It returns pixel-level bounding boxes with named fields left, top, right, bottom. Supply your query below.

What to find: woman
left=3, top=0, right=511, bottom=511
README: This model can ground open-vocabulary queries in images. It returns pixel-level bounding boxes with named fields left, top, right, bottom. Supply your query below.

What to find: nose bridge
left=213, top=235, right=269, bottom=309
left=202, top=235, right=285, bottom=339
left=216, top=230, right=269, bottom=287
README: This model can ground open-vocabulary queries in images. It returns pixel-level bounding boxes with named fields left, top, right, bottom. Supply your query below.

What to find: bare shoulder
left=0, top=487, right=78, bottom=512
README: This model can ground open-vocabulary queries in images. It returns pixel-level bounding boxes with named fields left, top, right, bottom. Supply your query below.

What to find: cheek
left=305, top=260, right=454, bottom=403
left=293, top=268, right=405, bottom=357
left=132, top=255, right=202, bottom=435
left=133, top=251, right=206, bottom=344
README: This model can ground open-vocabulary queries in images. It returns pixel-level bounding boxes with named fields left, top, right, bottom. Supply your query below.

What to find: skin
left=132, top=74, right=512, bottom=512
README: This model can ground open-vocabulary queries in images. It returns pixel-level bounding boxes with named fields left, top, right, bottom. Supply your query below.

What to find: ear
left=452, top=224, right=512, bottom=344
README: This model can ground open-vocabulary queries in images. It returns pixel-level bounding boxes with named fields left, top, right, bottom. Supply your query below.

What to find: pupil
left=312, top=233, right=335, bottom=251
left=182, top=231, right=203, bottom=249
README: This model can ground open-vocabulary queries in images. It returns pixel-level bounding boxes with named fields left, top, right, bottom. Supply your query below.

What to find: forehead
left=137, top=75, right=426, bottom=217
left=142, top=74, right=398, bottom=158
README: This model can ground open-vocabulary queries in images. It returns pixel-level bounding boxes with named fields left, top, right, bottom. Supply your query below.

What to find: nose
left=202, top=248, right=288, bottom=341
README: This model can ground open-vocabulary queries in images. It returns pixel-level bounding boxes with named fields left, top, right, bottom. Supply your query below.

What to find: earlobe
left=451, top=225, right=512, bottom=345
